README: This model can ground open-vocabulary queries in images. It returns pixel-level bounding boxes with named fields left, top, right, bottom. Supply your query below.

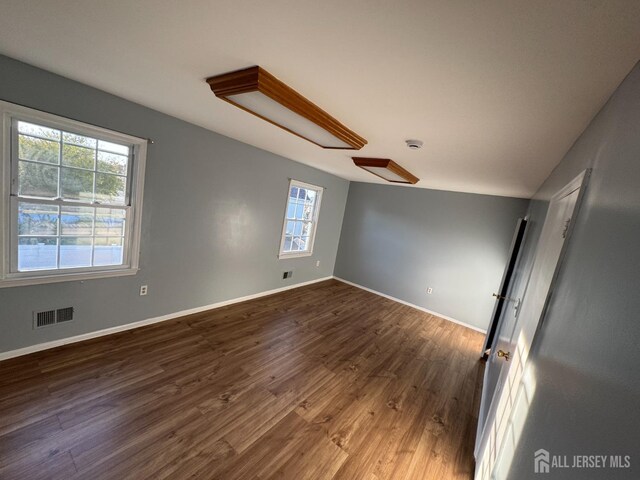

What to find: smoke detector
left=405, top=139, right=423, bottom=150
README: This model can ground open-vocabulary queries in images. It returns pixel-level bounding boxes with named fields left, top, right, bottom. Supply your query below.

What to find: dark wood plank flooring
left=0, top=279, right=485, bottom=479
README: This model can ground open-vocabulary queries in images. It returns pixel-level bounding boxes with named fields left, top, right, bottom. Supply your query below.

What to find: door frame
left=474, top=169, right=592, bottom=478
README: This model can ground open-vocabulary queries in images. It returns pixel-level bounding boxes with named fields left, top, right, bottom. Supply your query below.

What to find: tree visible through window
left=279, top=179, right=323, bottom=258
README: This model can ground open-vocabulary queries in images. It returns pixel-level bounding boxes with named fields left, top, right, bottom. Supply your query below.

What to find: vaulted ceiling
left=1, top=0, right=639, bottom=197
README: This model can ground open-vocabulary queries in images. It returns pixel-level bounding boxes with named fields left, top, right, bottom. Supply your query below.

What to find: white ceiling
left=1, top=1, right=639, bottom=198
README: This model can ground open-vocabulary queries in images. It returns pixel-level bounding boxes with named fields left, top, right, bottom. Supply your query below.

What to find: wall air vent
left=34, top=310, right=56, bottom=328
left=33, top=307, right=74, bottom=329
left=56, top=307, right=74, bottom=323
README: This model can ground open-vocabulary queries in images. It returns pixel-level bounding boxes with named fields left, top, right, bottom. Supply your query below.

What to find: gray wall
left=504, top=61, right=640, bottom=479
left=0, top=55, right=349, bottom=354
left=334, top=182, right=529, bottom=330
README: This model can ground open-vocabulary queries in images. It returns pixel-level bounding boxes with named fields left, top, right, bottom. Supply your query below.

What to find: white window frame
left=278, top=179, right=323, bottom=259
left=0, top=101, right=147, bottom=288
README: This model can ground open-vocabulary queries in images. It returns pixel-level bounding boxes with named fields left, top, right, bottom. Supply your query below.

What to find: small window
left=279, top=179, right=323, bottom=258
left=0, top=101, right=147, bottom=287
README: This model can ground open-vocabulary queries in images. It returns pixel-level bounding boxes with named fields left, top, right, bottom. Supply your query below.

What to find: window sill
left=0, top=267, right=139, bottom=288
left=278, top=252, right=313, bottom=259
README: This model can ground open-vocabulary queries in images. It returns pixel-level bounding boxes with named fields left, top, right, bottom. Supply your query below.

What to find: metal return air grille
left=33, top=307, right=74, bottom=328
left=56, top=307, right=74, bottom=323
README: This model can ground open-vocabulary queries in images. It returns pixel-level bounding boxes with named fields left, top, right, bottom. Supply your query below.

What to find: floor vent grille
left=34, top=307, right=74, bottom=328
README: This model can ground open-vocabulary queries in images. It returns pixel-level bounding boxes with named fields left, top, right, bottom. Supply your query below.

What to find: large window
left=0, top=101, right=147, bottom=287
left=279, top=179, right=323, bottom=258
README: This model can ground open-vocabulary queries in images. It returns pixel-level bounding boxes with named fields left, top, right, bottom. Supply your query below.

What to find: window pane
left=18, top=202, right=59, bottom=235
left=60, top=237, right=93, bottom=268
left=300, top=236, right=309, bottom=251
left=18, top=161, right=59, bottom=198
left=295, top=203, right=304, bottom=220
left=94, top=237, right=123, bottom=266
left=303, top=205, right=313, bottom=221
left=63, top=132, right=96, bottom=148
left=298, top=188, right=307, bottom=200
left=61, top=167, right=94, bottom=201
left=291, top=236, right=302, bottom=251
left=98, top=140, right=129, bottom=156
left=61, top=206, right=94, bottom=235
left=97, top=151, right=128, bottom=175
left=18, top=122, right=60, bottom=140
left=283, top=235, right=293, bottom=252
left=95, top=208, right=125, bottom=236
left=293, top=222, right=303, bottom=235
left=19, top=135, right=60, bottom=164
left=287, top=203, right=296, bottom=219
left=289, top=186, right=298, bottom=199
left=18, top=237, right=58, bottom=271
left=286, top=221, right=295, bottom=235
left=62, top=144, right=95, bottom=169
left=18, top=121, right=60, bottom=141
left=305, top=190, right=316, bottom=204
left=95, top=173, right=126, bottom=204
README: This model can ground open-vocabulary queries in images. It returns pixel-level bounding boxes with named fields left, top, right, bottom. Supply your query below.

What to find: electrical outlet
left=288, top=270, right=293, bottom=278
left=316, top=260, right=320, bottom=267
left=427, top=287, right=433, bottom=294
left=140, top=285, right=148, bottom=296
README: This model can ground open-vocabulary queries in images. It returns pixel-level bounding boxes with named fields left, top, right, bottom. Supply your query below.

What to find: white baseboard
left=0, top=276, right=334, bottom=362
left=0, top=275, right=485, bottom=361
left=332, top=276, right=486, bottom=334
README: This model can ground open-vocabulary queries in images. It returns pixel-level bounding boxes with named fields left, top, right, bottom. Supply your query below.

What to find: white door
left=477, top=217, right=528, bottom=435
left=475, top=171, right=589, bottom=480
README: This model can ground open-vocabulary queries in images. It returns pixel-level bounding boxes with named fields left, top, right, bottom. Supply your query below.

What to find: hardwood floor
left=0, top=279, right=485, bottom=480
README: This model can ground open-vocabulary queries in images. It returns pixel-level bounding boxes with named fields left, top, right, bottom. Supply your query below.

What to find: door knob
left=497, top=350, right=511, bottom=361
